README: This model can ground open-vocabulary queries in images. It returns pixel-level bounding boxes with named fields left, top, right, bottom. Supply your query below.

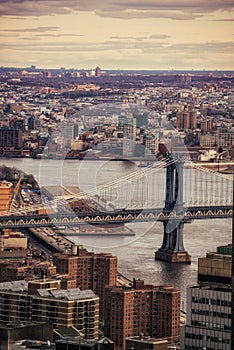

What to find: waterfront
left=0, top=157, right=231, bottom=308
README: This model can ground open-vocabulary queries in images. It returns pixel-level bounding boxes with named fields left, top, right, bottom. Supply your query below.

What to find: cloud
left=35, top=33, right=84, bottom=38
left=212, top=18, right=234, bottom=21
left=0, top=26, right=59, bottom=33
left=110, top=35, right=147, bottom=40
left=0, top=32, right=20, bottom=37
left=0, top=38, right=233, bottom=69
left=1, top=38, right=233, bottom=59
left=149, top=34, right=171, bottom=39
left=0, top=1, right=233, bottom=20
left=110, top=34, right=171, bottom=40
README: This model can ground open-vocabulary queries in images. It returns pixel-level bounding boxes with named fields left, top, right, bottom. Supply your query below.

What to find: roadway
left=0, top=205, right=232, bottom=229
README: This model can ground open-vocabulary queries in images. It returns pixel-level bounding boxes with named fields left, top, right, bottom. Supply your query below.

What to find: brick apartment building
left=0, top=279, right=99, bottom=339
left=53, top=246, right=117, bottom=318
left=104, top=279, right=180, bottom=349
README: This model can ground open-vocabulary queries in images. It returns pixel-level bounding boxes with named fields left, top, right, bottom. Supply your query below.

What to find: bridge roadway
left=0, top=205, right=232, bottom=229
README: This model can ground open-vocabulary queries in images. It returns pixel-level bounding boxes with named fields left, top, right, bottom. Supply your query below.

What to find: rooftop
left=0, top=280, right=97, bottom=301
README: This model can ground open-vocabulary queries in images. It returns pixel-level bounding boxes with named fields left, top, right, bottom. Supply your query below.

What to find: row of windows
left=185, top=333, right=202, bottom=340
left=186, top=332, right=231, bottom=344
left=192, top=308, right=231, bottom=318
left=191, top=320, right=231, bottom=330
left=185, top=346, right=223, bottom=350
left=192, top=296, right=231, bottom=307
left=207, top=336, right=230, bottom=344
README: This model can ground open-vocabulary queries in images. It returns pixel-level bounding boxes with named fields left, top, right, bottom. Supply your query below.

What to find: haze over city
left=0, top=0, right=233, bottom=70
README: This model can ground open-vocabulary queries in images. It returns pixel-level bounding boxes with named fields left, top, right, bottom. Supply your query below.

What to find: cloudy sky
left=0, top=0, right=233, bottom=70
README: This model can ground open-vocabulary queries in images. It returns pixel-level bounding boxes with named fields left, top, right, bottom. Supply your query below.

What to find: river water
left=0, top=157, right=231, bottom=308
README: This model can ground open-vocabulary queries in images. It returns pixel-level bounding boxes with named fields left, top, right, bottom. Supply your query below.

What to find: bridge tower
left=155, top=154, right=191, bottom=263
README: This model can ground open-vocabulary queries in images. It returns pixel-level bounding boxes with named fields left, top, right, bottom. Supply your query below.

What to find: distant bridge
left=0, top=155, right=233, bottom=263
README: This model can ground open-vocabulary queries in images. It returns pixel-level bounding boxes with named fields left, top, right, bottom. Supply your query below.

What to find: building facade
left=118, top=114, right=137, bottom=157
left=143, top=134, right=159, bottom=156
left=0, top=279, right=99, bottom=339
left=176, top=111, right=197, bottom=130
left=0, top=181, right=13, bottom=211
left=104, top=279, right=180, bottom=349
left=181, top=246, right=231, bottom=350
left=53, top=246, right=117, bottom=319
left=0, top=128, right=23, bottom=149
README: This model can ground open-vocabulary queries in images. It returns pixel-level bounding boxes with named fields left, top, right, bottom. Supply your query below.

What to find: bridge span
left=0, top=205, right=232, bottom=230
left=0, top=155, right=233, bottom=263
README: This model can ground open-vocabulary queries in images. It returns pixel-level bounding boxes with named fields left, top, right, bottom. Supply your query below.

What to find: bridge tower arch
left=155, top=154, right=191, bottom=263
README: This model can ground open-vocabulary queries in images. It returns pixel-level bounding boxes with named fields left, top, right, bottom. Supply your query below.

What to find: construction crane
left=10, top=177, right=22, bottom=209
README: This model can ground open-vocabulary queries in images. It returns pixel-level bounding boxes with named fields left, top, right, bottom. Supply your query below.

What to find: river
left=0, top=157, right=231, bottom=309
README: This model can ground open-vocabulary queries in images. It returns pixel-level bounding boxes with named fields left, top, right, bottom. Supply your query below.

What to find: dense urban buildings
left=0, top=67, right=233, bottom=163
left=0, top=66, right=233, bottom=348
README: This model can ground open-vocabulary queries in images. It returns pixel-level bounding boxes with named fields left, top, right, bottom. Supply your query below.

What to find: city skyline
left=0, top=0, right=233, bottom=70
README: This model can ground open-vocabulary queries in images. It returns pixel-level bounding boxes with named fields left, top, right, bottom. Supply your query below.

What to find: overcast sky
left=0, top=0, right=233, bottom=70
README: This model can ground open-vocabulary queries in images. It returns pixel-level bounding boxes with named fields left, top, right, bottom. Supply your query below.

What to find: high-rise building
left=0, top=279, right=99, bottom=339
left=217, top=132, right=234, bottom=147
left=190, top=112, right=197, bottom=129
left=176, top=74, right=192, bottom=84
left=9, top=118, right=25, bottom=131
left=118, top=114, right=137, bottom=157
left=95, top=66, right=101, bottom=77
left=175, top=111, right=197, bottom=130
left=143, top=134, right=159, bottom=156
left=62, top=123, right=79, bottom=146
left=53, top=246, right=117, bottom=319
left=0, top=128, right=23, bottom=149
left=104, top=279, right=180, bottom=349
left=181, top=245, right=231, bottom=349
left=27, top=116, right=35, bottom=130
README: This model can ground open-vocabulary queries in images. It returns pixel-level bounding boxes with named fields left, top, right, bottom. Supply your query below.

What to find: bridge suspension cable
left=184, top=161, right=233, bottom=207
left=0, top=159, right=176, bottom=217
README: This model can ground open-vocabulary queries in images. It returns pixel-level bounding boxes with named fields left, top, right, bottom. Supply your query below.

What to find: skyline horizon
left=1, top=65, right=234, bottom=72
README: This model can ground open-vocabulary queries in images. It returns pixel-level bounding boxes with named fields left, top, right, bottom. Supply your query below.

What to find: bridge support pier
left=155, top=220, right=191, bottom=263
left=155, top=155, right=191, bottom=263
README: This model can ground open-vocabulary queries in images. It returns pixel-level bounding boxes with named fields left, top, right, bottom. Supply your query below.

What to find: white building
left=181, top=248, right=231, bottom=350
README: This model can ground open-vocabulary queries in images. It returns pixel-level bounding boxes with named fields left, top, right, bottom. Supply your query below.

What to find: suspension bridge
left=0, top=154, right=232, bottom=263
